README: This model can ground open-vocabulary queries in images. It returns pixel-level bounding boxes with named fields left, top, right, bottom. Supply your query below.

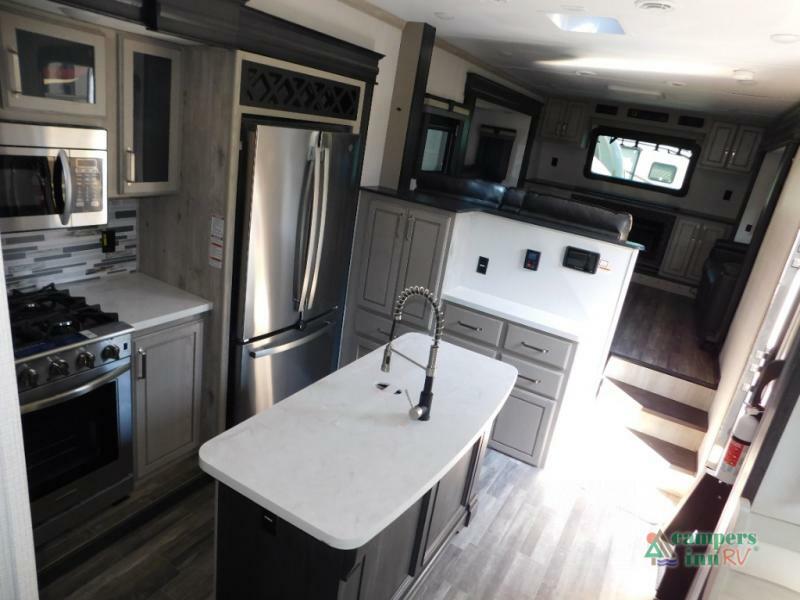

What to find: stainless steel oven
left=19, top=334, right=133, bottom=546
left=0, top=121, right=107, bottom=233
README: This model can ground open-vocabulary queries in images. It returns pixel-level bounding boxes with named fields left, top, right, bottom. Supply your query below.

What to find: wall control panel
left=523, top=249, right=540, bottom=271
left=563, top=246, right=600, bottom=274
left=477, top=256, right=489, bottom=274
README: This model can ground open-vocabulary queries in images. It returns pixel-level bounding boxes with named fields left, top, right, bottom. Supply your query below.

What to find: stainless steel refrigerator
left=228, top=120, right=359, bottom=426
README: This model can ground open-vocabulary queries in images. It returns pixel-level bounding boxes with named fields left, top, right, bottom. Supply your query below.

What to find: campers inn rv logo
left=645, top=530, right=758, bottom=568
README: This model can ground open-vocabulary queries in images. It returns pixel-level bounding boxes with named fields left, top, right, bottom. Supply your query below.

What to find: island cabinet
left=342, top=191, right=453, bottom=364
left=214, top=435, right=488, bottom=600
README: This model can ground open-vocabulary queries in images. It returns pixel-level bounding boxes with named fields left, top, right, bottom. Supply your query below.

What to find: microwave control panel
left=70, top=157, right=104, bottom=213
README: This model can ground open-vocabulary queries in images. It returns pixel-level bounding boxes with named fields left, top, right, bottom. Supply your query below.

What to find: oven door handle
left=20, top=363, right=130, bottom=415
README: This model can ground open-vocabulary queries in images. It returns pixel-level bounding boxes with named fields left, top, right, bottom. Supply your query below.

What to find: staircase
left=599, top=356, right=715, bottom=497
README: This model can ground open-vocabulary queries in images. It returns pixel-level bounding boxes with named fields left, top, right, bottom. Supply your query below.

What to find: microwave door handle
left=306, top=144, right=330, bottom=311
left=299, top=145, right=322, bottom=312
left=20, top=363, right=131, bottom=415
left=57, top=150, right=74, bottom=226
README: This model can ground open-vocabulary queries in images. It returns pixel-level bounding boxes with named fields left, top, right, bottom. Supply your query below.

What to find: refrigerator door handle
left=298, top=143, right=322, bottom=312
left=306, top=143, right=330, bottom=311
left=249, top=320, right=333, bottom=359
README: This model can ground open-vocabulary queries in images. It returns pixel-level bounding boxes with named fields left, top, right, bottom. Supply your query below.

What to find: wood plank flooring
left=611, top=283, right=720, bottom=388
left=40, top=449, right=672, bottom=600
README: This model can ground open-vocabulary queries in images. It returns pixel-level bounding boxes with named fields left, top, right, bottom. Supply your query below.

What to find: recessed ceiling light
left=434, top=11, right=454, bottom=20
left=608, top=84, right=665, bottom=99
left=667, top=80, right=687, bottom=87
left=575, top=70, right=597, bottom=76
left=733, top=69, right=755, bottom=82
left=770, top=33, right=800, bottom=44
left=547, top=13, right=624, bottom=34
left=635, top=0, right=676, bottom=11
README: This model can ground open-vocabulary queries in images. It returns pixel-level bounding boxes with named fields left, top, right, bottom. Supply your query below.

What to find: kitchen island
left=199, top=332, right=517, bottom=599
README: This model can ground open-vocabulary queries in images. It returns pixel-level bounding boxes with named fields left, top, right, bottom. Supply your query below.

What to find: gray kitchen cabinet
left=490, top=388, right=555, bottom=467
left=120, top=36, right=183, bottom=195
left=541, top=99, right=587, bottom=143
left=355, top=336, right=380, bottom=360
left=343, top=191, right=453, bottom=364
left=133, top=319, right=203, bottom=478
left=660, top=216, right=731, bottom=284
left=700, top=122, right=763, bottom=172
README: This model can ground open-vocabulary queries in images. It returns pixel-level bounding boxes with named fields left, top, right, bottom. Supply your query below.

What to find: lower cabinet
left=133, top=319, right=204, bottom=478
left=659, top=216, right=731, bottom=284
left=490, top=388, right=556, bottom=466
left=215, top=435, right=488, bottom=600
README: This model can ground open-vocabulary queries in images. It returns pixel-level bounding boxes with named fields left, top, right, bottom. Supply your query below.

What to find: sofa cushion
left=519, top=192, right=633, bottom=241
left=416, top=173, right=506, bottom=207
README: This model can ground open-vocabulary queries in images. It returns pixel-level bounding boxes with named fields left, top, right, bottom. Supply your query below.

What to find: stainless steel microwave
left=0, top=122, right=107, bottom=233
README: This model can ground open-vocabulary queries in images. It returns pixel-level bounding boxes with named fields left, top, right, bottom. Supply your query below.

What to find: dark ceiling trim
left=50, top=0, right=383, bottom=83
left=464, top=73, right=539, bottom=117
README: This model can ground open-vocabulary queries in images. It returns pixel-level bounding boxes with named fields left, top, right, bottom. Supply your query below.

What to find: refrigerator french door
left=229, top=120, right=359, bottom=426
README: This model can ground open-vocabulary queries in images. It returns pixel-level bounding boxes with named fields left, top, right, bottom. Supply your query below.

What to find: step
left=599, top=378, right=707, bottom=451
left=627, top=430, right=698, bottom=497
left=605, top=355, right=715, bottom=412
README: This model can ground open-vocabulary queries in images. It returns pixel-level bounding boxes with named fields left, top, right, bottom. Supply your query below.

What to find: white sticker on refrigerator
left=209, top=215, right=224, bottom=269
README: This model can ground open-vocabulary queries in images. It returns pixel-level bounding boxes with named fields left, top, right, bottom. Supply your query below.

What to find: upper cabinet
left=540, top=100, right=587, bottom=143
left=699, top=122, right=763, bottom=173
left=119, top=37, right=182, bottom=195
left=0, top=13, right=106, bottom=116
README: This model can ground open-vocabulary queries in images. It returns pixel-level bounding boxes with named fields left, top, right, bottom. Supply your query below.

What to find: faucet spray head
left=381, top=344, right=392, bottom=373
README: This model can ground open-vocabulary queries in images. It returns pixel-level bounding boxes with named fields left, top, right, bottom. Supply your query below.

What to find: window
left=585, top=127, right=698, bottom=196
left=417, top=112, right=462, bottom=174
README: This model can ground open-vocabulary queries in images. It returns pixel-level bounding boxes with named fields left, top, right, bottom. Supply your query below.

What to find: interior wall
left=245, top=0, right=401, bottom=187
left=735, top=147, right=786, bottom=243
left=464, top=106, right=532, bottom=186
left=527, top=115, right=753, bottom=221
left=137, top=46, right=237, bottom=443
left=0, top=252, right=39, bottom=600
left=702, top=157, right=800, bottom=464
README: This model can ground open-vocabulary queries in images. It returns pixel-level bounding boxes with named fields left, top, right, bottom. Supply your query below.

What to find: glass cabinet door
left=0, top=13, right=106, bottom=116
left=120, top=37, right=182, bottom=195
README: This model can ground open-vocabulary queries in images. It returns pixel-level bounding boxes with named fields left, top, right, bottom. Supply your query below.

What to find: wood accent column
left=379, top=22, right=436, bottom=192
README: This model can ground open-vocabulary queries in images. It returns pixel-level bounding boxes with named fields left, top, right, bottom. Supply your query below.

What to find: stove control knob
left=49, top=358, right=69, bottom=379
left=76, top=351, right=95, bottom=370
left=101, top=345, right=120, bottom=361
left=17, top=367, right=38, bottom=389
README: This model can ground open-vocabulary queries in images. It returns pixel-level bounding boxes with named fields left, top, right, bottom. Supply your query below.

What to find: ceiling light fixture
left=634, top=0, right=676, bottom=11
left=536, top=57, right=725, bottom=77
left=575, top=70, right=597, bottom=76
left=733, top=69, right=755, bottom=82
left=546, top=13, right=624, bottom=34
left=667, top=81, right=687, bottom=87
left=560, top=4, right=587, bottom=11
left=433, top=11, right=454, bottom=20
left=770, top=33, right=800, bottom=44
left=608, top=84, right=665, bottom=99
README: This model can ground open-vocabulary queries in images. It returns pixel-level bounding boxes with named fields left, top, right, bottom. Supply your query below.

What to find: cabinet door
left=0, top=13, right=106, bottom=116
left=660, top=217, right=702, bottom=279
left=685, top=221, right=729, bottom=283
left=355, top=336, right=380, bottom=360
left=540, top=99, right=566, bottom=139
left=395, top=206, right=452, bottom=329
left=134, top=320, right=203, bottom=478
left=120, top=37, right=182, bottom=195
left=727, top=126, right=763, bottom=172
left=355, top=197, right=407, bottom=317
left=561, top=102, right=587, bottom=143
left=490, top=388, right=556, bottom=467
left=700, top=122, right=737, bottom=169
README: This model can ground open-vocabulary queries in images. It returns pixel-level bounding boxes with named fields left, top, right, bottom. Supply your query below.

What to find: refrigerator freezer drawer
left=229, top=319, right=338, bottom=426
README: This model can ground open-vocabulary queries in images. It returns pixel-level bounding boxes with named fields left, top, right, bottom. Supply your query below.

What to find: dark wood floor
left=611, top=283, right=719, bottom=388
left=39, top=449, right=669, bottom=600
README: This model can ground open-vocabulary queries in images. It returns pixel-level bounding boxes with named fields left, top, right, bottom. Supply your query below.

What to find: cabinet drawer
left=442, top=333, right=497, bottom=359
left=503, top=324, right=574, bottom=370
left=354, top=309, right=416, bottom=343
left=501, top=354, right=564, bottom=400
left=490, top=389, right=555, bottom=467
left=443, top=303, right=504, bottom=347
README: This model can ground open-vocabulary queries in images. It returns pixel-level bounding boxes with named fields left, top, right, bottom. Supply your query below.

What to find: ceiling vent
left=635, top=0, right=676, bottom=11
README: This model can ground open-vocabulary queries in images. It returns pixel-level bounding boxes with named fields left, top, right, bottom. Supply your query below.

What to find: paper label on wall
left=209, top=215, right=225, bottom=269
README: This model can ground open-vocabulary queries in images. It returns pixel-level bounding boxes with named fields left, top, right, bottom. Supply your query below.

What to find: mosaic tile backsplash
left=1, top=198, right=138, bottom=292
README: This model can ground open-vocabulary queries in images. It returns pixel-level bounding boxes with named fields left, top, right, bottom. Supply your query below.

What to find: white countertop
left=442, top=286, right=581, bottom=342
left=69, top=273, right=213, bottom=331
left=199, top=332, right=518, bottom=550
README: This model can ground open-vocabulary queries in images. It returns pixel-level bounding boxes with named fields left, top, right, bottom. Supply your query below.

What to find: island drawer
left=501, top=354, right=564, bottom=400
left=443, top=303, right=504, bottom=347
left=354, top=308, right=415, bottom=343
left=442, top=333, right=498, bottom=359
left=503, top=324, right=575, bottom=371
left=490, top=388, right=555, bottom=467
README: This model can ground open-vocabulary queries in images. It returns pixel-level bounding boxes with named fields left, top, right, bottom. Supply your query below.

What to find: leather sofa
left=415, top=173, right=633, bottom=242
left=695, top=240, right=748, bottom=348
